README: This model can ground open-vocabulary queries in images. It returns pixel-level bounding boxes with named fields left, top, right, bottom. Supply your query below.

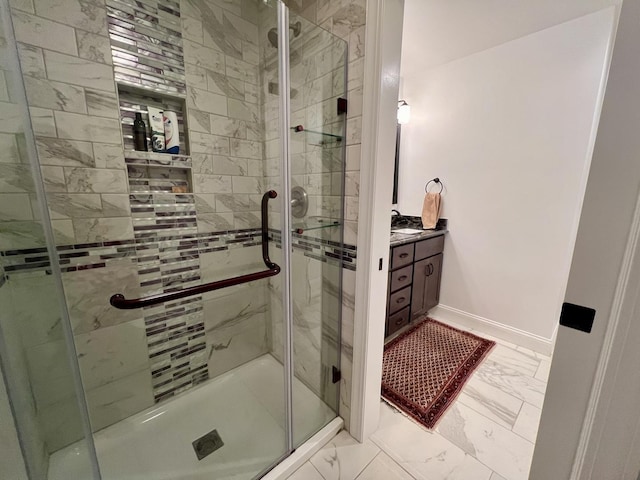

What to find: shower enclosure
left=0, top=0, right=348, bottom=478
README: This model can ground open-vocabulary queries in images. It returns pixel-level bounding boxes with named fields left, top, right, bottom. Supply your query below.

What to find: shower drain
left=192, top=429, right=224, bottom=460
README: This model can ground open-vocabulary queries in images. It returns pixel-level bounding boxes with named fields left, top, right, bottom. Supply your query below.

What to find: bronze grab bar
left=110, top=190, right=281, bottom=310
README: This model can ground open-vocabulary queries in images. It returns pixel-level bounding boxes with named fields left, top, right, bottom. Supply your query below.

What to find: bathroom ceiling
left=401, top=0, right=621, bottom=77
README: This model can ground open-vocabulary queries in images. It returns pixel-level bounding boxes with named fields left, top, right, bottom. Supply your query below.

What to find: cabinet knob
left=396, top=297, right=406, bottom=303
left=395, top=318, right=404, bottom=325
left=399, top=253, right=409, bottom=258
left=398, top=275, right=407, bottom=281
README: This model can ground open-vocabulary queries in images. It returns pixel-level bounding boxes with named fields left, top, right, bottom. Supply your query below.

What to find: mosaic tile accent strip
left=135, top=228, right=264, bottom=402
left=138, top=279, right=207, bottom=402
left=107, top=0, right=186, bottom=95
left=126, top=157, right=264, bottom=402
left=0, top=241, right=138, bottom=274
left=131, top=194, right=196, bottom=232
left=145, top=295, right=207, bottom=402
left=126, top=150, right=206, bottom=402
left=0, top=230, right=270, bottom=275
left=271, top=229, right=358, bottom=271
left=0, top=231, right=356, bottom=274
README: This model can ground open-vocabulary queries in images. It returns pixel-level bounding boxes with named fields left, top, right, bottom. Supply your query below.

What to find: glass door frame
left=276, top=0, right=295, bottom=458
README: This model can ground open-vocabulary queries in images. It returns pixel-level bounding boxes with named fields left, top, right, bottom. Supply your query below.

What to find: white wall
left=398, top=8, right=615, bottom=342
left=401, top=0, right=620, bottom=76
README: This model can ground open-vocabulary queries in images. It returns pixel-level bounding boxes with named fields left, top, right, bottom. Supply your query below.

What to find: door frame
left=530, top=0, right=640, bottom=477
left=349, top=0, right=404, bottom=440
left=569, top=188, right=640, bottom=478
left=351, top=1, right=640, bottom=478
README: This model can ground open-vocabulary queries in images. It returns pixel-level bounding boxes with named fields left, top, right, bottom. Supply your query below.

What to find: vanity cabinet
left=411, top=254, right=443, bottom=318
left=386, top=234, right=445, bottom=338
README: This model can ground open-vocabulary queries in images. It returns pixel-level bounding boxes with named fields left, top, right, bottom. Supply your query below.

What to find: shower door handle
left=110, top=191, right=281, bottom=310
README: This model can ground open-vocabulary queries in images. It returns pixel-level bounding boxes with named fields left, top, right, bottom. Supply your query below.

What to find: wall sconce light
left=397, top=100, right=411, bottom=125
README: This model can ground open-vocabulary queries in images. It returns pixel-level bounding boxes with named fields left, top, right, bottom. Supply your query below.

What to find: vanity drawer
left=391, top=243, right=414, bottom=270
left=390, top=265, right=413, bottom=293
left=387, top=307, right=410, bottom=336
left=389, top=286, right=411, bottom=314
left=415, top=235, right=445, bottom=261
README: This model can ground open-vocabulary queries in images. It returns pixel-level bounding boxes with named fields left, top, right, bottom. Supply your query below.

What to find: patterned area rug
left=381, top=317, right=495, bottom=429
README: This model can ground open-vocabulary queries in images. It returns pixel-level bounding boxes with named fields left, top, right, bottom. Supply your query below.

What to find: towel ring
left=425, top=178, right=444, bottom=194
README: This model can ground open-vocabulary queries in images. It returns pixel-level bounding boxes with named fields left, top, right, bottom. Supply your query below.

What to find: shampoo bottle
left=147, top=107, right=165, bottom=152
left=163, top=111, right=180, bottom=154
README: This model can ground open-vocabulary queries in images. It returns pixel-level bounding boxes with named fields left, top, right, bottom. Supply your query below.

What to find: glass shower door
left=0, top=2, right=99, bottom=479
left=0, top=0, right=345, bottom=477
left=287, top=12, right=348, bottom=446
left=74, top=0, right=292, bottom=478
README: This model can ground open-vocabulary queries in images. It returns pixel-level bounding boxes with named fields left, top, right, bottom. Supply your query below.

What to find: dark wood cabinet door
left=411, top=254, right=443, bottom=319
left=424, top=253, right=443, bottom=311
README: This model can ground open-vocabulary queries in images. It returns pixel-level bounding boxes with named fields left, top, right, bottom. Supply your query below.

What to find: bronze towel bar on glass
left=110, top=190, right=281, bottom=310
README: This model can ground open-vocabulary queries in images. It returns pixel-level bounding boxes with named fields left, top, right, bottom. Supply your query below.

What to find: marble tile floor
left=48, top=355, right=336, bottom=480
left=286, top=319, right=552, bottom=480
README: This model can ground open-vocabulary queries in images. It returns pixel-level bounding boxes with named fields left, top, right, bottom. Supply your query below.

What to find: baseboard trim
left=429, top=305, right=555, bottom=356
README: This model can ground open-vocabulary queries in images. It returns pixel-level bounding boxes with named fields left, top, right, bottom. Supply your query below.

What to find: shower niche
left=118, top=85, right=189, bottom=156
left=119, top=87, right=193, bottom=196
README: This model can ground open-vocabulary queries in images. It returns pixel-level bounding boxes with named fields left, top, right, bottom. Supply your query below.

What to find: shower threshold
left=48, top=355, right=336, bottom=480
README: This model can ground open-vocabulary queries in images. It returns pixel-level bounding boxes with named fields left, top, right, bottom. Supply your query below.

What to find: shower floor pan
left=48, top=355, right=336, bottom=480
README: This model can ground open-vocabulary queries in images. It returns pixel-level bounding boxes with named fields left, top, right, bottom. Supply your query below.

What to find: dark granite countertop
left=389, top=215, right=448, bottom=246
left=389, top=228, right=447, bottom=246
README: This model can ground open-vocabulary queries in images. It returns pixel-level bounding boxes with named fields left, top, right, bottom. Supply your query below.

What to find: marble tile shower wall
left=6, top=0, right=155, bottom=452
left=11, top=0, right=128, bottom=246
left=4, top=0, right=272, bottom=451
left=181, top=0, right=267, bottom=233
left=273, top=0, right=366, bottom=428
left=3, top=0, right=365, bottom=452
left=256, top=3, right=354, bottom=424
left=297, top=0, right=365, bottom=248
left=0, top=268, right=49, bottom=479
left=267, top=245, right=345, bottom=413
left=108, top=0, right=186, bottom=94
left=0, top=27, right=50, bottom=477
left=313, top=0, right=364, bottom=431
left=178, top=0, right=276, bottom=411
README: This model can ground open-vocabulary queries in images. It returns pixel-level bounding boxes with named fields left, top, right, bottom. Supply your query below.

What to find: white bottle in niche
left=163, top=111, right=179, bottom=154
left=147, top=107, right=165, bottom=152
